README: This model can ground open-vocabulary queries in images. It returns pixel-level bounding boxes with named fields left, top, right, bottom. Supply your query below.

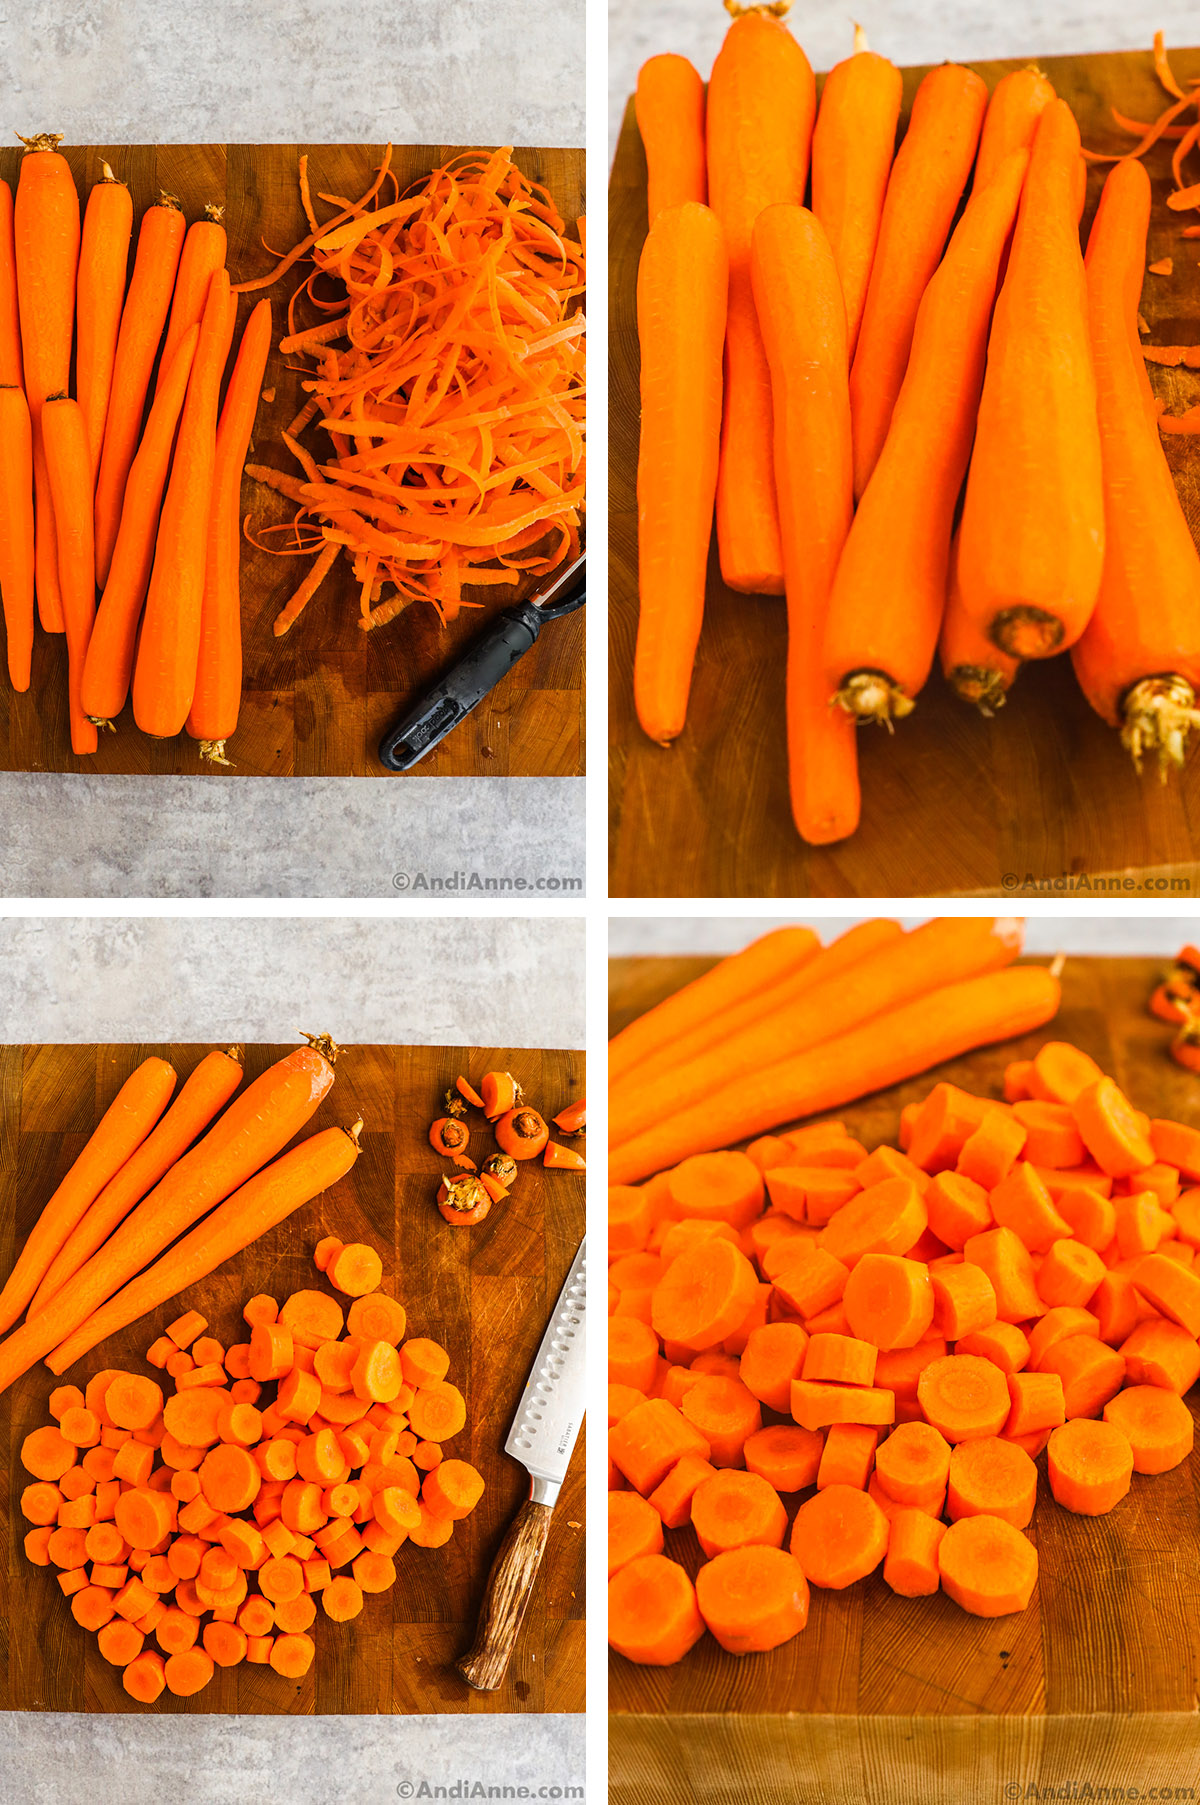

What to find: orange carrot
left=0, top=179, right=21, bottom=385
left=158, top=209, right=226, bottom=386
left=788, top=1481, right=888, bottom=1588
left=608, top=1553, right=704, bottom=1665
left=609, top=965, right=1062, bottom=1187
left=0, top=383, right=35, bottom=690
left=826, top=151, right=1029, bottom=727
left=633, top=201, right=727, bottom=745
left=1046, top=1417, right=1132, bottom=1514
left=1103, top=1384, right=1193, bottom=1474
left=947, top=1435, right=1037, bottom=1528
left=94, top=194, right=185, bottom=586
left=937, top=1513, right=1037, bottom=1615
left=956, top=102, right=1103, bottom=660
left=41, top=395, right=99, bottom=754
left=132, top=267, right=234, bottom=738
left=705, top=6, right=815, bottom=595
left=186, top=297, right=273, bottom=762
left=0, top=1055, right=176, bottom=1335
left=750, top=202, right=857, bottom=843
left=843, top=1254, right=934, bottom=1351
left=810, top=26, right=902, bottom=361
left=939, top=528, right=1020, bottom=714
left=695, top=1543, right=809, bottom=1654
left=80, top=325, right=200, bottom=726
left=975, top=67, right=1056, bottom=185
left=636, top=55, right=707, bottom=223
left=1072, top=157, right=1200, bottom=774
left=76, top=162, right=133, bottom=475
left=883, top=1507, right=946, bottom=1597
left=14, top=133, right=80, bottom=633
left=849, top=63, right=988, bottom=497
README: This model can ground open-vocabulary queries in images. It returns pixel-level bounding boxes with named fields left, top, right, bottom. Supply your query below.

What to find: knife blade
left=456, top=1237, right=586, bottom=1690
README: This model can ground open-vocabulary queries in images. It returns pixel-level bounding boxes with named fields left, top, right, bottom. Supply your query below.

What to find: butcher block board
left=610, top=46, right=1200, bottom=897
left=0, top=1040, right=585, bottom=1714
left=609, top=954, right=1200, bottom=1802
left=0, top=142, right=584, bottom=778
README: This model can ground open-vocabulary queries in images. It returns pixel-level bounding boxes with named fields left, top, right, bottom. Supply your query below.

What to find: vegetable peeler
left=376, top=553, right=586, bottom=772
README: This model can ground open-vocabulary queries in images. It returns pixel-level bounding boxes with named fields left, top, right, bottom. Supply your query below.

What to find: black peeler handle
left=377, top=558, right=585, bottom=773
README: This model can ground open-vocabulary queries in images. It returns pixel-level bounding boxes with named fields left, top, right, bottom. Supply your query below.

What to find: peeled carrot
left=76, top=163, right=133, bottom=475
left=1103, top=1384, right=1193, bottom=1474
left=186, top=298, right=272, bottom=762
left=14, top=132, right=80, bottom=633
left=636, top=55, right=707, bottom=223
left=633, top=202, right=727, bottom=745
left=133, top=267, right=234, bottom=738
left=1072, top=156, right=1200, bottom=774
left=80, top=325, right=200, bottom=727
left=975, top=67, right=1056, bottom=185
left=31, top=1047, right=244, bottom=1315
left=94, top=194, right=185, bottom=585
left=158, top=209, right=226, bottom=386
left=609, top=1553, right=704, bottom=1665
left=610, top=965, right=1062, bottom=1187
left=937, top=1512, right=1038, bottom=1615
left=826, top=151, right=1030, bottom=729
left=956, top=102, right=1103, bottom=660
left=41, top=395, right=99, bottom=755
left=0, top=179, right=21, bottom=385
left=0, top=384, right=35, bottom=690
left=1046, top=1417, right=1132, bottom=1514
left=691, top=1467, right=785, bottom=1557
left=0, top=1055, right=176, bottom=1335
left=939, top=528, right=1020, bottom=715
left=695, top=1544, right=809, bottom=1654
left=849, top=63, right=988, bottom=497
left=810, top=26, right=902, bottom=361
left=789, top=1481, right=888, bottom=1589
left=750, top=202, right=857, bottom=844
left=705, top=5, right=815, bottom=594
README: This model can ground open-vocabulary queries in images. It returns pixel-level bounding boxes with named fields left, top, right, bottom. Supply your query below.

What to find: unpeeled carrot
left=849, top=63, right=988, bottom=497
left=186, top=297, right=273, bottom=762
left=636, top=55, right=707, bottom=223
left=14, top=132, right=81, bottom=633
left=750, top=202, right=857, bottom=845
left=41, top=395, right=99, bottom=754
left=0, top=384, right=35, bottom=689
left=705, top=5, right=815, bottom=595
left=76, top=163, right=133, bottom=476
left=80, top=325, right=200, bottom=726
left=94, top=194, right=186, bottom=586
left=132, top=267, right=234, bottom=738
left=633, top=202, right=727, bottom=745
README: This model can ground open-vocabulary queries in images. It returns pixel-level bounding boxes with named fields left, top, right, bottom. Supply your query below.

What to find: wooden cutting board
left=609, top=953, right=1200, bottom=1800
left=610, top=47, right=1200, bottom=896
left=0, top=143, right=584, bottom=777
left=0, top=1040, right=585, bottom=1714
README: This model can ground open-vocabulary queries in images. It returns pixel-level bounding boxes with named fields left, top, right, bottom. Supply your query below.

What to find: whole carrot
left=956, top=101, right=1104, bottom=660
left=1072, top=156, right=1200, bottom=774
left=826, top=151, right=1030, bottom=728
left=750, top=202, right=857, bottom=846
left=14, top=132, right=81, bottom=634
left=93, top=193, right=185, bottom=586
left=132, top=267, right=233, bottom=738
left=0, top=180, right=22, bottom=385
left=186, top=297, right=272, bottom=762
left=636, top=54, right=707, bottom=223
left=157, top=207, right=226, bottom=389
left=80, top=324, right=199, bottom=726
left=0, top=385, right=35, bottom=690
left=633, top=203, right=726, bottom=745
left=811, top=25, right=902, bottom=361
left=609, top=964, right=1062, bottom=1186
left=75, top=161, right=133, bottom=477
left=706, top=3, right=815, bottom=595
left=849, top=63, right=988, bottom=497
left=41, top=396, right=98, bottom=754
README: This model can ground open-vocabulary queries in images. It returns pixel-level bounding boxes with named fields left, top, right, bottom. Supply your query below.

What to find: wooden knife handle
left=456, top=1498, right=552, bottom=1692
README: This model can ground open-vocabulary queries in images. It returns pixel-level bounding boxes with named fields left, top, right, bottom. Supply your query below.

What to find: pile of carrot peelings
left=235, top=145, right=586, bottom=634
left=1085, top=32, right=1200, bottom=432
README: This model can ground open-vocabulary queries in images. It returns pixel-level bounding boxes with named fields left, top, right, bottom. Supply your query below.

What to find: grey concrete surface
left=609, top=916, right=1200, bottom=957
left=0, top=1712, right=586, bottom=1805
left=610, top=0, right=1200, bottom=153
left=1, top=774, right=586, bottom=899
left=0, top=0, right=584, bottom=899
left=0, top=913, right=586, bottom=1045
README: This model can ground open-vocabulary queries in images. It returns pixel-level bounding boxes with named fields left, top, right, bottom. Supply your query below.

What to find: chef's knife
left=456, top=1236, right=586, bottom=1691
left=377, top=553, right=585, bottom=772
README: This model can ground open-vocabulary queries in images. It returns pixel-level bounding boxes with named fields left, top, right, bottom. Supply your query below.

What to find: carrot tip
left=199, top=740, right=234, bottom=767
left=1121, top=676, right=1200, bottom=780
left=86, top=717, right=117, bottom=733
left=833, top=672, right=916, bottom=732
left=990, top=607, right=1064, bottom=660
left=946, top=666, right=1012, bottom=717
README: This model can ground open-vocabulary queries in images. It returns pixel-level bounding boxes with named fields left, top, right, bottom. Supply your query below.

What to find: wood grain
left=0, top=143, right=584, bottom=778
left=609, top=953, right=1200, bottom=1799
left=0, top=1041, right=584, bottom=1714
left=609, top=47, right=1200, bottom=897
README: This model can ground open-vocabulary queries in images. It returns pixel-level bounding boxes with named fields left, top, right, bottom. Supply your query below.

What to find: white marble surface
left=0, top=0, right=584, bottom=899
left=610, top=915, right=1200, bottom=957
left=0, top=914, right=585, bottom=1045
left=0, top=1712, right=585, bottom=1805
left=610, top=0, right=1200, bottom=153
